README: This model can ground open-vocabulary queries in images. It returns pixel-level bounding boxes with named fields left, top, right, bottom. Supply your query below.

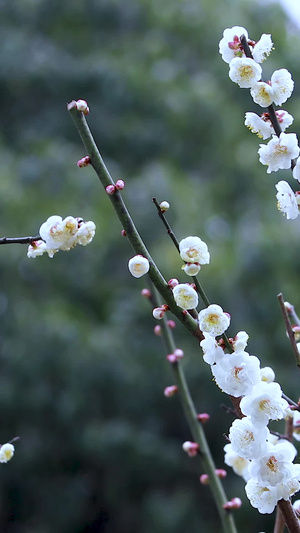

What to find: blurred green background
left=0, top=0, right=300, bottom=531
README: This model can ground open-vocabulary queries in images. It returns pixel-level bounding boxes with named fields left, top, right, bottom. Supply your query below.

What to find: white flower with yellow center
left=128, top=255, right=150, bottom=278
left=240, top=381, right=288, bottom=426
left=229, top=57, right=262, bottom=88
left=229, top=417, right=269, bottom=460
left=258, top=133, right=299, bottom=173
left=250, top=82, right=274, bottom=107
left=173, top=283, right=198, bottom=310
left=179, top=236, right=210, bottom=265
left=0, top=443, right=15, bottom=463
left=275, top=181, right=299, bottom=220
left=198, top=304, right=230, bottom=337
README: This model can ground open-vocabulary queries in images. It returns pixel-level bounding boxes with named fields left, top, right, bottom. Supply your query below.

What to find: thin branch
left=278, top=293, right=300, bottom=367
left=152, top=196, right=233, bottom=353
left=277, top=499, right=300, bottom=533
left=0, top=236, right=41, bottom=245
left=68, top=101, right=203, bottom=341
left=153, top=286, right=238, bottom=533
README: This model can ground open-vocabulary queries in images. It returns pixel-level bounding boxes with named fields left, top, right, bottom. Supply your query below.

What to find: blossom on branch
left=219, top=26, right=249, bottom=63
left=128, top=255, right=150, bottom=278
left=258, top=133, right=299, bottom=174
left=179, top=236, right=210, bottom=266
left=229, top=58, right=262, bottom=89
left=275, top=181, right=299, bottom=220
left=198, top=304, right=230, bottom=337
left=0, top=443, right=15, bottom=463
left=173, top=283, right=198, bottom=310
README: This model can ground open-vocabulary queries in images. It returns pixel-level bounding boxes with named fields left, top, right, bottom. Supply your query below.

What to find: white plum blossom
left=245, top=479, right=279, bottom=514
left=252, top=34, right=273, bottom=63
left=271, top=69, right=294, bottom=106
left=249, top=441, right=300, bottom=488
left=250, top=82, right=274, bottom=107
left=245, top=112, right=273, bottom=139
left=229, top=57, right=262, bottom=89
left=258, top=133, right=299, bottom=174
left=76, top=221, right=96, bottom=246
left=0, top=443, right=15, bottom=463
left=275, top=181, right=299, bottom=220
left=34, top=215, right=96, bottom=258
left=211, top=351, right=261, bottom=397
left=219, top=26, right=248, bottom=64
left=182, top=263, right=201, bottom=276
left=179, top=236, right=210, bottom=265
left=232, top=331, right=249, bottom=352
left=260, top=366, right=275, bottom=383
left=229, top=417, right=269, bottom=460
left=224, top=443, right=250, bottom=481
left=276, top=110, right=294, bottom=131
left=173, top=283, right=198, bottom=310
left=200, top=332, right=225, bottom=365
left=128, top=255, right=150, bottom=278
left=293, top=499, right=300, bottom=514
left=198, top=304, right=230, bottom=337
left=27, top=240, right=48, bottom=258
left=240, top=381, right=289, bottom=426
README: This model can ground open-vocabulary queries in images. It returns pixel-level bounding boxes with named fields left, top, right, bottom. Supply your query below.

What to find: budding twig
left=0, top=236, right=41, bottom=245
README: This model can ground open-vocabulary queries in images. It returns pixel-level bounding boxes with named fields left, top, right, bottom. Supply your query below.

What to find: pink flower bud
left=182, top=441, right=199, bottom=457
left=115, top=179, right=125, bottom=190
left=76, top=100, right=89, bottom=115
left=215, top=469, right=227, bottom=479
left=197, top=413, right=210, bottom=423
left=166, top=354, right=177, bottom=363
left=167, top=320, right=176, bottom=329
left=152, top=307, right=165, bottom=320
left=199, top=474, right=210, bottom=485
left=173, top=348, right=184, bottom=359
left=223, top=497, right=242, bottom=510
left=77, top=156, right=91, bottom=168
left=105, top=185, right=116, bottom=195
left=168, top=278, right=179, bottom=289
left=164, top=385, right=178, bottom=397
left=154, top=325, right=162, bottom=336
left=121, top=229, right=127, bottom=237
left=141, top=288, right=151, bottom=298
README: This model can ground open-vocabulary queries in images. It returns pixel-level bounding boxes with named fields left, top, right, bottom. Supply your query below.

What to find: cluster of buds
left=27, top=215, right=96, bottom=259
left=220, top=26, right=300, bottom=220
left=105, top=180, right=125, bottom=195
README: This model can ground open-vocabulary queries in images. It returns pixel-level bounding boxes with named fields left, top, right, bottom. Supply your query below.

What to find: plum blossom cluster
left=179, top=236, right=210, bottom=277
left=220, top=26, right=300, bottom=221
left=200, top=329, right=300, bottom=514
left=27, top=215, right=96, bottom=258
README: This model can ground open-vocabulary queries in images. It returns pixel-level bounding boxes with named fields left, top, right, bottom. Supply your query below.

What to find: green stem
left=68, top=102, right=202, bottom=341
left=158, top=298, right=237, bottom=533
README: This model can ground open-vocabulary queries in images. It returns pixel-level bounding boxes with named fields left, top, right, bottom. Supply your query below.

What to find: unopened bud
left=153, top=307, right=165, bottom=320
left=106, top=185, right=116, bottom=195
left=115, top=179, right=125, bottom=190
left=183, top=263, right=201, bottom=276
left=77, top=156, right=91, bottom=168
left=121, top=229, right=127, bottom=237
left=168, top=279, right=179, bottom=289
left=215, top=469, right=227, bottom=479
left=199, top=474, right=210, bottom=485
left=197, top=413, right=210, bottom=423
left=292, top=326, right=300, bottom=342
left=154, top=325, right=162, bottom=336
left=173, top=348, right=184, bottom=359
left=159, top=201, right=170, bottom=212
left=76, top=99, right=90, bottom=115
left=167, top=320, right=176, bottom=329
left=182, top=441, right=199, bottom=457
left=164, top=385, right=178, bottom=397
left=141, top=288, right=151, bottom=298
left=223, top=497, right=242, bottom=510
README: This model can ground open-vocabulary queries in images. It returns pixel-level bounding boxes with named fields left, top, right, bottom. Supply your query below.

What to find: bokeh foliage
left=0, top=0, right=300, bottom=531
